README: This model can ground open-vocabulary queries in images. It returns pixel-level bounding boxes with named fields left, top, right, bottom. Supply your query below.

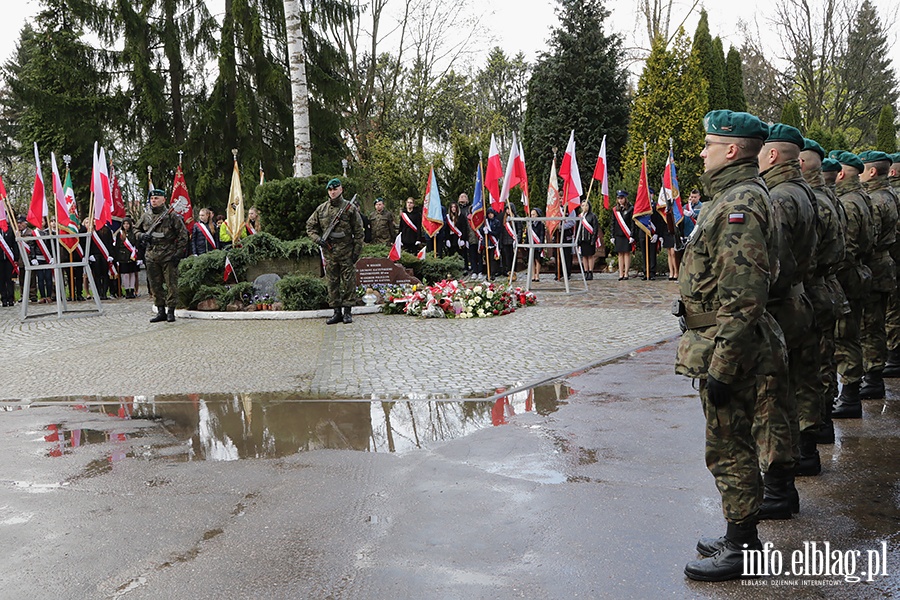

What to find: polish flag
left=388, top=233, right=403, bottom=262
left=516, top=140, right=529, bottom=214
left=485, top=134, right=503, bottom=211
left=223, top=256, right=235, bottom=283
left=92, top=143, right=113, bottom=229
left=593, top=135, right=609, bottom=209
left=558, top=130, right=583, bottom=212
left=416, top=246, right=427, bottom=260
left=0, top=175, right=8, bottom=232
left=27, top=143, right=47, bottom=227
left=499, top=132, right=521, bottom=209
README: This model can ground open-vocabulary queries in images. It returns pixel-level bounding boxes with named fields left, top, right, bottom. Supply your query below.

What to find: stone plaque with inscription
left=355, top=258, right=421, bottom=287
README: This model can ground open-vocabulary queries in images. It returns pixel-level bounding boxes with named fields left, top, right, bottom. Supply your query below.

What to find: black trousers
left=0, top=261, right=14, bottom=304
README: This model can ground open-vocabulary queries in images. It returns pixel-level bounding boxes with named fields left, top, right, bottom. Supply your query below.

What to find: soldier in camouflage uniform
left=822, top=158, right=840, bottom=190
left=831, top=152, right=875, bottom=418
left=856, top=151, right=898, bottom=401
left=884, top=153, right=900, bottom=377
left=306, top=178, right=364, bottom=325
left=369, top=198, right=396, bottom=246
left=136, top=188, right=189, bottom=323
left=677, top=111, right=785, bottom=582
left=800, top=140, right=847, bottom=446
left=755, top=124, right=818, bottom=516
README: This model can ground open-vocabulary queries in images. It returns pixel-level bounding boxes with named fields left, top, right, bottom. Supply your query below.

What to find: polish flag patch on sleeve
left=728, top=213, right=745, bottom=224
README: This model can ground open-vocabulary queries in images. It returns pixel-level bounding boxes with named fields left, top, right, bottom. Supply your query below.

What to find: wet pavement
left=2, top=338, right=898, bottom=598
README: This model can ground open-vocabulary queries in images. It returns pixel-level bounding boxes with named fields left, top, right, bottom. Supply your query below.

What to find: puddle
left=27, top=384, right=572, bottom=464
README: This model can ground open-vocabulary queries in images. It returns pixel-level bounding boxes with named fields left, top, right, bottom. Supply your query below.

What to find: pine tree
left=725, top=47, right=746, bottom=112
left=781, top=101, right=803, bottom=132
left=621, top=29, right=707, bottom=196
left=522, top=0, right=629, bottom=196
left=692, top=11, right=726, bottom=112
left=876, top=104, right=897, bottom=153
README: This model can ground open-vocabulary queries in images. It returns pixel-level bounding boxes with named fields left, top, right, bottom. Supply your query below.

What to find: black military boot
left=859, top=370, right=885, bottom=399
left=833, top=381, right=863, bottom=419
left=150, top=306, right=167, bottom=323
left=815, top=401, right=836, bottom=444
left=166, top=307, right=176, bottom=322
left=757, top=469, right=794, bottom=520
left=685, top=522, right=762, bottom=581
left=325, top=308, right=342, bottom=325
left=883, top=347, right=900, bottom=377
left=342, top=306, right=353, bottom=324
left=797, top=432, right=821, bottom=476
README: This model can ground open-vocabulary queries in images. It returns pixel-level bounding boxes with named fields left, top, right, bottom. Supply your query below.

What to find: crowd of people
left=674, top=109, right=900, bottom=583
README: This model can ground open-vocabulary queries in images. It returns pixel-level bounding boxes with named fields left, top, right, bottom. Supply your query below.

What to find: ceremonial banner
left=170, top=165, right=195, bottom=231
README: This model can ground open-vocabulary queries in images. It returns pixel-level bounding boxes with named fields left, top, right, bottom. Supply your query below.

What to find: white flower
left=486, top=290, right=494, bottom=299
left=477, top=308, right=485, bottom=317
left=473, top=286, right=483, bottom=294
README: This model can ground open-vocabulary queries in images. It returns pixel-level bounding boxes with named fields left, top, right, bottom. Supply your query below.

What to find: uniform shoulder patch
left=728, top=213, right=745, bottom=224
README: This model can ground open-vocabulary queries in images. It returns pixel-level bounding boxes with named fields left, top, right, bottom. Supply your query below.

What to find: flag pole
left=480, top=151, right=491, bottom=281
left=643, top=142, right=650, bottom=281
left=62, top=156, right=75, bottom=301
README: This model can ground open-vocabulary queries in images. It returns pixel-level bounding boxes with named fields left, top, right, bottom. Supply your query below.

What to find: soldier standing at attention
left=676, top=111, right=784, bottom=582
left=822, top=157, right=841, bottom=190
left=856, top=151, right=898, bottom=401
left=884, top=153, right=900, bottom=377
left=831, top=152, right=875, bottom=418
left=755, top=124, right=818, bottom=516
left=799, top=139, right=847, bottom=446
left=306, top=178, right=364, bottom=325
left=369, top=198, right=396, bottom=246
left=137, top=188, right=189, bottom=323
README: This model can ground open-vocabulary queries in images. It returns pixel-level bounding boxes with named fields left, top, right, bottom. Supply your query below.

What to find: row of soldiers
left=674, top=109, right=900, bottom=581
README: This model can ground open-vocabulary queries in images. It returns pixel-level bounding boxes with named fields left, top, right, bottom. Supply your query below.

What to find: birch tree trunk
left=284, top=0, right=313, bottom=178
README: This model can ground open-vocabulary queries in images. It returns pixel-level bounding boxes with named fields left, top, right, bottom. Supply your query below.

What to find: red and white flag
left=558, top=130, right=583, bottom=213
left=485, top=134, right=503, bottom=212
left=499, top=133, right=521, bottom=209
left=92, top=143, right=112, bottom=229
left=516, top=140, right=529, bottom=214
left=27, top=143, right=47, bottom=228
left=0, top=175, right=8, bottom=232
left=593, top=135, right=609, bottom=210
left=416, top=246, right=427, bottom=260
left=110, top=160, right=126, bottom=227
left=223, top=256, right=235, bottom=283
left=170, top=165, right=194, bottom=231
left=388, top=233, right=403, bottom=262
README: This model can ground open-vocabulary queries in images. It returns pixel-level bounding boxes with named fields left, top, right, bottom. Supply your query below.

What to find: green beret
left=703, top=110, right=769, bottom=140
left=833, top=151, right=864, bottom=172
left=149, top=188, right=167, bottom=197
left=828, top=150, right=842, bottom=160
left=801, top=138, right=826, bottom=159
left=326, top=178, right=342, bottom=190
left=766, top=123, right=804, bottom=148
left=857, top=150, right=892, bottom=166
left=889, top=153, right=900, bottom=164
left=375, top=197, right=384, bottom=204
left=821, top=158, right=842, bottom=173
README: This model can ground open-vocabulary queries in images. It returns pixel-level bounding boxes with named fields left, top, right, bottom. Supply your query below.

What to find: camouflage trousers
left=700, top=376, right=762, bottom=525
left=147, top=259, right=179, bottom=309
left=817, top=311, right=838, bottom=425
left=324, top=247, right=358, bottom=308
left=835, top=298, right=864, bottom=385
left=885, top=289, right=900, bottom=351
left=861, top=291, right=889, bottom=373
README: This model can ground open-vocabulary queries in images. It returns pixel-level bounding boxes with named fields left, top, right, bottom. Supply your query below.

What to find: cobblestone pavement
left=4, top=272, right=680, bottom=400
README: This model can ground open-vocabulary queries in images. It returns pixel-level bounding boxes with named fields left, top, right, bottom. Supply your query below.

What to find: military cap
left=828, top=150, right=842, bottom=160
left=326, top=178, right=342, bottom=190
left=616, top=190, right=627, bottom=197
left=801, top=138, right=826, bottom=159
left=703, top=110, right=769, bottom=140
left=821, top=158, right=842, bottom=173
left=889, top=153, right=900, bottom=164
left=16, top=215, right=27, bottom=223
left=857, top=150, right=892, bottom=166
left=374, top=197, right=384, bottom=204
left=832, top=151, right=864, bottom=172
left=766, top=123, right=804, bottom=148
left=149, top=188, right=167, bottom=197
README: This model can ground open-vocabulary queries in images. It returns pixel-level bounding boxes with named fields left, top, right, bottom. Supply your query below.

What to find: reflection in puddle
left=37, top=384, right=572, bottom=463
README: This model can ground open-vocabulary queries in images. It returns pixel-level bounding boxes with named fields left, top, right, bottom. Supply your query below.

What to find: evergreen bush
left=277, top=274, right=329, bottom=310
left=252, top=175, right=360, bottom=240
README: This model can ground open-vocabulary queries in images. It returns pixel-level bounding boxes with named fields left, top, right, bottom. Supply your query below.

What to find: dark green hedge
left=252, top=174, right=360, bottom=240
left=277, top=274, right=329, bottom=310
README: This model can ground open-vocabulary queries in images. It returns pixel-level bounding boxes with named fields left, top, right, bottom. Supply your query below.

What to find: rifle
left=137, top=197, right=189, bottom=250
left=319, top=194, right=358, bottom=249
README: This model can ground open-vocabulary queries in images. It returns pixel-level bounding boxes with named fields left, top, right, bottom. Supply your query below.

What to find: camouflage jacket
left=835, top=177, right=875, bottom=299
left=369, top=209, right=396, bottom=245
left=803, top=168, right=845, bottom=280
left=306, top=195, right=364, bottom=258
left=136, top=205, right=189, bottom=263
left=862, top=175, right=897, bottom=292
left=762, top=159, right=818, bottom=298
left=675, top=159, right=783, bottom=383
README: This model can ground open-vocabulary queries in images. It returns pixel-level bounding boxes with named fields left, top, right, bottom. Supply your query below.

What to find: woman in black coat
left=115, top=217, right=140, bottom=298
left=399, top=196, right=422, bottom=254
left=529, top=208, right=545, bottom=282
left=610, top=191, right=633, bottom=280
left=578, top=202, right=601, bottom=280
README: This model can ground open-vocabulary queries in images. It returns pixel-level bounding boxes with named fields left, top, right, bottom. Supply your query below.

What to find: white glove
left=30, top=259, right=38, bottom=266
left=445, top=240, right=451, bottom=248
left=458, top=239, right=465, bottom=248
left=137, top=260, right=143, bottom=267
left=610, top=237, right=615, bottom=245
left=89, top=256, right=96, bottom=263
left=628, top=237, right=634, bottom=244
left=651, top=234, right=658, bottom=244
left=107, top=257, right=114, bottom=263
left=49, top=257, right=55, bottom=264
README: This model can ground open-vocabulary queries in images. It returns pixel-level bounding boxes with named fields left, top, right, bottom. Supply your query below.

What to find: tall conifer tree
left=725, top=47, right=747, bottom=112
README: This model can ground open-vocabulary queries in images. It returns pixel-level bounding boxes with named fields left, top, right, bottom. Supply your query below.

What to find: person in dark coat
left=484, top=207, right=502, bottom=279
left=191, top=207, right=219, bottom=256
left=499, top=204, right=517, bottom=278
left=399, top=197, right=422, bottom=254
left=611, top=190, right=634, bottom=280
left=578, top=201, right=601, bottom=280
left=115, top=217, right=140, bottom=298
left=0, top=222, right=18, bottom=306
left=529, top=208, right=545, bottom=282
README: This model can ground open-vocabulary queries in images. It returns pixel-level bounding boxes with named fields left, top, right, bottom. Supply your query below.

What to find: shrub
left=252, top=175, right=360, bottom=240
left=277, top=274, right=329, bottom=310
left=400, top=253, right=464, bottom=283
